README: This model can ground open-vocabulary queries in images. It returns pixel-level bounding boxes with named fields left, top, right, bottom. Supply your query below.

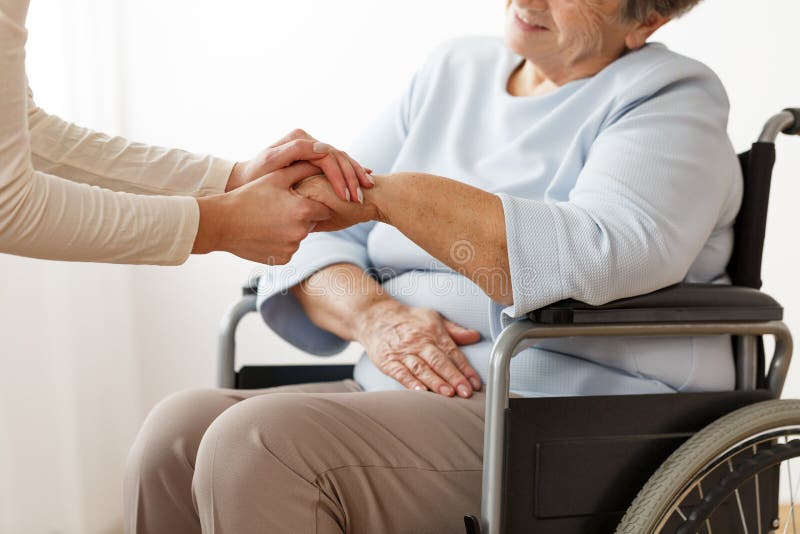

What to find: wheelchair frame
left=217, top=109, right=799, bottom=534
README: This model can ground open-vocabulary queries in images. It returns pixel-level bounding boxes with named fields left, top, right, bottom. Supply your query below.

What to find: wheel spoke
left=729, top=459, right=750, bottom=534
left=676, top=505, right=687, bottom=521
left=619, top=408, right=800, bottom=534
left=735, top=487, right=749, bottom=534
left=753, top=445, right=762, bottom=534
left=698, top=481, right=713, bottom=534
left=784, top=451, right=797, bottom=534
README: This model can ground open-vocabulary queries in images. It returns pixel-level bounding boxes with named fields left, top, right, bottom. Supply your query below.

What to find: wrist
left=192, top=194, right=226, bottom=254
left=352, top=297, right=405, bottom=342
left=363, top=173, right=403, bottom=224
left=225, top=161, right=248, bottom=193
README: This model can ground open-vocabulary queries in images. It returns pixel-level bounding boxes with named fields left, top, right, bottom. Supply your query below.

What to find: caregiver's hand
left=193, top=162, right=333, bottom=264
left=354, top=299, right=483, bottom=398
left=293, top=174, right=377, bottom=231
left=226, top=129, right=374, bottom=203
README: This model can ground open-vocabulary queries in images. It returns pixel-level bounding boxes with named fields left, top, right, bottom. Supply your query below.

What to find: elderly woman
left=124, top=0, right=742, bottom=532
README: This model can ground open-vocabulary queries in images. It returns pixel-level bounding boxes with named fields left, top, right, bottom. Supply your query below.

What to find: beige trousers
left=123, top=379, right=488, bottom=534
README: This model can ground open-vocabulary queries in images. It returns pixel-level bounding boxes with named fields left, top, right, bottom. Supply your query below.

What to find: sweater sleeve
left=497, top=62, right=741, bottom=320
left=256, top=81, right=416, bottom=354
left=0, top=2, right=200, bottom=265
left=257, top=223, right=377, bottom=355
left=26, top=86, right=233, bottom=197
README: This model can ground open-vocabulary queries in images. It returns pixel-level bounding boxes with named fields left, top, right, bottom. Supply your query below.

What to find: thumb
left=443, top=320, right=481, bottom=346
left=271, top=162, right=324, bottom=188
left=298, top=197, right=333, bottom=223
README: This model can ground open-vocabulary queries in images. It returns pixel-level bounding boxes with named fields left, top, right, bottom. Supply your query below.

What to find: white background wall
left=1, top=1, right=798, bottom=532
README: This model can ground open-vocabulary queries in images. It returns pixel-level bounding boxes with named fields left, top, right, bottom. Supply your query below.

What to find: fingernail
left=366, top=173, right=375, bottom=185
left=470, top=377, right=482, bottom=390
left=345, top=189, right=351, bottom=201
left=457, top=385, right=471, bottom=398
left=313, top=142, right=331, bottom=153
left=439, top=385, right=454, bottom=396
left=357, top=187, right=364, bottom=203
left=414, top=384, right=426, bottom=391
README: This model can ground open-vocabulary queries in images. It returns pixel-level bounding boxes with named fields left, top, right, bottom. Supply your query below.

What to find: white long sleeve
left=26, top=86, right=232, bottom=198
left=0, top=0, right=233, bottom=265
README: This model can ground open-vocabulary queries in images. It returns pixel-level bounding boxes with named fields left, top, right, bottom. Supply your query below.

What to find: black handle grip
left=242, top=274, right=261, bottom=296
left=782, top=108, right=800, bottom=135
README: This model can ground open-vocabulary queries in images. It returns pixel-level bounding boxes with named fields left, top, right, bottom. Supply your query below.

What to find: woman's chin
left=504, top=32, right=544, bottom=61
left=505, top=19, right=550, bottom=54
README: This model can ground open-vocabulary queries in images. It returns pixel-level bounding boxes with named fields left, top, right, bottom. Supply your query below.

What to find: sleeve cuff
left=256, top=235, right=372, bottom=356
left=162, top=196, right=200, bottom=265
left=198, top=157, right=235, bottom=196
left=497, top=193, right=565, bottom=318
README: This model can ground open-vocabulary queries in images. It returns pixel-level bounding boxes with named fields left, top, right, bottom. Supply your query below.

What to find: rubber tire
left=615, top=399, right=800, bottom=534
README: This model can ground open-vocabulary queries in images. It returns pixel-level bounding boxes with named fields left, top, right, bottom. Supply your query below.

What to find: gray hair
left=621, top=0, right=703, bottom=22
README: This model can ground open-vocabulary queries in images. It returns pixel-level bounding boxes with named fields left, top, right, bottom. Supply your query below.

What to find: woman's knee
left=193, top=393, right=330, bottom=490
left=126, top=388, right=237, bottom=484
left=192, top=393, right=332, bottom=530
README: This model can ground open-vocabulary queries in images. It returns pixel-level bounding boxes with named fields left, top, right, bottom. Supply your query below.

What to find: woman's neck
left=507, top=48, right=630, bottom=97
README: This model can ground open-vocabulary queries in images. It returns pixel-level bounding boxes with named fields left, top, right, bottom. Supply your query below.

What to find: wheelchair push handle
left=759, top=108, right=800, bottom=142
left=782, top=108, right=800, bottom=135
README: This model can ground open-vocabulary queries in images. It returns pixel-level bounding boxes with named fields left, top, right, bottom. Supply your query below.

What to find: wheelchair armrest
left=529, top=283, right=783, bottom=325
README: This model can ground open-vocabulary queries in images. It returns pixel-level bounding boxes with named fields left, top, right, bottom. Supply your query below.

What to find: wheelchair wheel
left=616, top=399, right=800, bottom=534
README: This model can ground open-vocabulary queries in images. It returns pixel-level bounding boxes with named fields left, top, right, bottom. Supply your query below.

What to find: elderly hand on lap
left=293, top=175, right=484, bottom=397
left=357, top=299, right=484, bottom=396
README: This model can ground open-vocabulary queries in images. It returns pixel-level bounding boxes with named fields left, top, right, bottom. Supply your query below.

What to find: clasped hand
left=194, top=129, right=374, bottom=264
left=292, top=174, right=379, bottom=232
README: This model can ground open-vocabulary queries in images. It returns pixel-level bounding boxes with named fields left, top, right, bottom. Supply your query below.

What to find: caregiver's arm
left=290, top=263, right=483, bottom=398
left=1, top=2, right=333, bottom=264
left=27, top=82, right=233, bottom=197
left=27, top=85, right=373, bottom=202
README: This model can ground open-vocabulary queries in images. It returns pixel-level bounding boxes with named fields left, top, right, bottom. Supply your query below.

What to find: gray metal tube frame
left=759, top=110, right=796, bottom=143
left=479, top=319, right=793, bottom=534
left=216, top=112, right=798, bottom=533
left=217, top=294, right=257, bottom=388
left=736, top=335, right=758, bottom=390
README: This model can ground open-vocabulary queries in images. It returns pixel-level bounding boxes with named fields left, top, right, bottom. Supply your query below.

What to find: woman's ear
left=624, top=11, right=670, bottom=50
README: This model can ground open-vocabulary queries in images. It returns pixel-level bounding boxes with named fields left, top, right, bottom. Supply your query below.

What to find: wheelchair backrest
left=727, top=143, right=777, bottom=290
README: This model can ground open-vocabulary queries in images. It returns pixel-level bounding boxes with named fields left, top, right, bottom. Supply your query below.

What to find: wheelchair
left=218, top=108, right=800, bottom=533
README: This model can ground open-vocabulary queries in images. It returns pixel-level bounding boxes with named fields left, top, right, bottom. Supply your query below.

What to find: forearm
left=1, top=3, right=194, bottom=265
left=0, top=168, right=198, bottom=264
left=290, top=263, right=397, bottom=341
left=367, top=172, right=512, bottom=304
left=26, top=97, right=233, bottom=197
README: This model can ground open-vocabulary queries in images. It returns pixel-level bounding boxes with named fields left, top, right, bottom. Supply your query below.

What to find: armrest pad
left=529, top=284, right=783, bottom=325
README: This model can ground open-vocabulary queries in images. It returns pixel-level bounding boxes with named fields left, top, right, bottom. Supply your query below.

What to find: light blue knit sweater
left=257, top=37, right=743, bottom=397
